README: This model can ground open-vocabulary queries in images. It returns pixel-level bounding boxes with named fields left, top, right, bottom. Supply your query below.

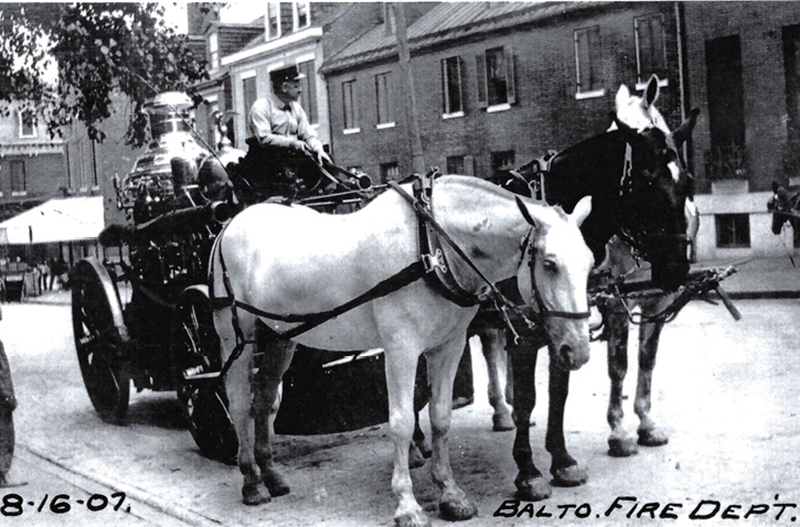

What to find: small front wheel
left=172, top=286, right=238, bottom=464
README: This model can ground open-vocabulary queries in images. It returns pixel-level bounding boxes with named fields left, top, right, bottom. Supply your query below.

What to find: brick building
left=321, top=2, right=687, bottom=186
left=189, top=2, right=388, bottom=156
left=683, top=2, right=800, bottom=260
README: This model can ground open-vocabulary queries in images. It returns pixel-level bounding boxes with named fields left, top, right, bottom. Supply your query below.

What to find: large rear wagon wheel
left=172, top=286, right=238, bottom=465
left=71, top=259, right=130, bottom=423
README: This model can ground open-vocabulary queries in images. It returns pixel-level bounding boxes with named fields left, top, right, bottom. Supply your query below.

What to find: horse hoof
left=608, top=437, right=639, bottom=457
left=395, top=510, right=431, bottom=527
left=263, top=471, right=290, bottom=497
left=242, top=483, right=270, bottom=506
left=409, top=443, right=427, bottom=469
left=439, top=495, right=478, bottom=521
left=515, top=476, right=551, bottom=501
left=493, top=413, right=515, bottom=432
left=551, top=465, right=588, bottom=487
left=638, top=429, right=669, bottom=447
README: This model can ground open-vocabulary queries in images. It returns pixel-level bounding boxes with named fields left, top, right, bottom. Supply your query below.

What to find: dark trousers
left=0, top=341, right=15, bottom=478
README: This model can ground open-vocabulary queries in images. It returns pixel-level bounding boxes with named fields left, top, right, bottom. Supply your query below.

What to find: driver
left=236, top=65, right=333, bottom=202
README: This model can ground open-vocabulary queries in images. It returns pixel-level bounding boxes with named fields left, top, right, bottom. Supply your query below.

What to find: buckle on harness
left=422, top=249, right=447, bottom=274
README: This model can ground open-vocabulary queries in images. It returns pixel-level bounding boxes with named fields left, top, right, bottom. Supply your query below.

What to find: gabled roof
left=321, top=1, right=611, bottom=74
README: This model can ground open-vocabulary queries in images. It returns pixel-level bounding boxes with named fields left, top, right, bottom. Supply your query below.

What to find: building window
left=477, top=47, right=515, bottom=109
left=491, top=151, right=515, bottom=184
left=715, top=214, right=750, bottom=248
left=266, top=2, right=281, bottom=39
left=10, top=160, right=26, bottom=193
left=294, top=2, right=310, bottom=30
left=574, top=26, right=602, bottom=96
left=342, top=80, right=358, bottom=131
left=243, top=75, right=257, bottom=122
left=208, top=32, right=219, bottom=70
left=446, top=155, right=465, bottom=175
left=297, top=59, right=317, bottom=124
left=635, top=14, right=667, bottom=84
left=380, top=162, right=399, bottom=183
left=18, top=110, right=35, bottom=138
left=706, top=35, right=745, bottom=158
left=375, top=72, right=394, bottom=126
left=441, top=57, right=463, bottom=115
left=784, top=24, right=800, bottom=158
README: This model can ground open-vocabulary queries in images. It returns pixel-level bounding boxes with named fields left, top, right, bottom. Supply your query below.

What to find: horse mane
left=439, top=174, right=569, bottom=221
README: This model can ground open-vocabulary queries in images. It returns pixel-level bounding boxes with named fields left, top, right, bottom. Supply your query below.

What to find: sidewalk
left=694, top=255, right=800, bottom=299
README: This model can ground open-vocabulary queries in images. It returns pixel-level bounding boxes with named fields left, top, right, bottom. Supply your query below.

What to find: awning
left=0, top=196, right=104, bottom=244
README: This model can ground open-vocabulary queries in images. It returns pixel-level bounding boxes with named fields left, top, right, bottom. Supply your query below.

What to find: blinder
left=519, top=228, right=591, bottom=322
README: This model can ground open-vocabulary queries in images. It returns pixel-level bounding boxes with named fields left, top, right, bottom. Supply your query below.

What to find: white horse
left=209, top=175, right=594, bottom=527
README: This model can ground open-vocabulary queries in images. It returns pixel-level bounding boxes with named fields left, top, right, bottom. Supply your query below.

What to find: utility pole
left=394, top=3, right=425, bottom=174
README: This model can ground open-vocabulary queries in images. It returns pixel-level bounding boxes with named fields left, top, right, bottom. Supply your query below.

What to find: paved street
left=2, top=295, right=800, bottom=526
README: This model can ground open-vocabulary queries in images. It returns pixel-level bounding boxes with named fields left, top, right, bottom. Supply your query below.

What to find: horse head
left=514, top=195, right=594, bottom=371
left=768, top=180, right=800, bottom=234
left=612, top=74, right=700, bottom=291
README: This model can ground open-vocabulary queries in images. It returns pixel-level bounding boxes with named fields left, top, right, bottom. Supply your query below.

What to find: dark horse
left=501, top=76, right=699, bottom=501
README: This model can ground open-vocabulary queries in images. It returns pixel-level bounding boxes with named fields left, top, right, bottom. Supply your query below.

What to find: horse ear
left=772, top=181, right=780, bottom=193
left=571, top=196, right=592, bottom=227
left=644, top=74, right=660, bottom=108
left=615, top=84, right=631, bottom=110
left=515, top=196, right=538, bottom=229
left=672, top=108, right=700, bottom=147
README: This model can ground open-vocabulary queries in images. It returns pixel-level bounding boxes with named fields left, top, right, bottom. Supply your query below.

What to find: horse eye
left=542, top=260, right=558, bottom=273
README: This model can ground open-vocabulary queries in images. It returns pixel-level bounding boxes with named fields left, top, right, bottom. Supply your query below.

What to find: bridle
left=518, top=228, right=591, bottom=321
left=614, top=130, right=692, bottom=262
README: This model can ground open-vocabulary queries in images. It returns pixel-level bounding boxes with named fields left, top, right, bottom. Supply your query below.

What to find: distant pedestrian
left=38, top=261, right=50, bottom=292
left=0, top=338, right=24, bottom=488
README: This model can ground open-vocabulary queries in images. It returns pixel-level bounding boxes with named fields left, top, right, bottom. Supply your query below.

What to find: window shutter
left=476, top=54, right=488, bottom=109
left=464, top=155, right=475, bottom=176
left=439, top=156, right=448, bottom=174
left=505, top=47, right=516, bottom=105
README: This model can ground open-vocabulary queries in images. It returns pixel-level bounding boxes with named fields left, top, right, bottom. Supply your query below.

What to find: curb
left=18, top=444, right=223, bottom=527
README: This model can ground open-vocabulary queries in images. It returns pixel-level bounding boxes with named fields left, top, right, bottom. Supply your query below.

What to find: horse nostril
left=559, top=344, right=573, bottom=360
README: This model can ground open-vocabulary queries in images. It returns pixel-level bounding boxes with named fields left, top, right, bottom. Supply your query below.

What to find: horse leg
left=480, top=328, right=514, bottom=432
left=508, top=342, right=550, bottom=501
left=252, top=327, right=295, bottom=497
left=384, top=345, right=429, bottom=527
left=635, top=307, right=669, bottom=447
left=216, top=310, right=266, bottom=505
left=605, top=303, right=638, bottom=457
left=546, top=349, right=587, bottom=487
left=408, top=409, right=430, bottom=469
left=425, top=338, right=477, bottom=521
left=409, top=357, right=431, bottom=470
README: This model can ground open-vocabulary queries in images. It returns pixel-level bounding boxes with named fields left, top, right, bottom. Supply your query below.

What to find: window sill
left=636, top=78, right=669, bottom=91
left=18, top=134, right=37, bottom=139
left=575, top=89, right=606, bottom=100
left=442, top=111, right=464, bottom=120
left=376, top=122, right=396, bottom=130
left=343, top=128, right=361, bottom=135
left=11, top=191, right=27, bottom=197
left=486, top=103, right=511, bottom=113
